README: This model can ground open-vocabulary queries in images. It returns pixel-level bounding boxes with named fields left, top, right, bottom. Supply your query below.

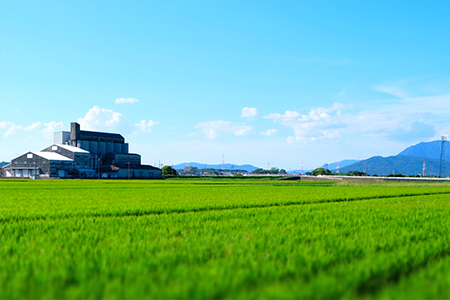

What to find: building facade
left=3, top=122, right=162, bottom=179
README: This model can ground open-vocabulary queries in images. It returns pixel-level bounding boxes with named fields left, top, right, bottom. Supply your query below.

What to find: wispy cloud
left=261, top=129, right=278, bottom=136
left=0, top=121, right=22, bottom=137
left=373, top=85, right=408, bottom=98
left=265, top=98, right=440, bottom=144
left=133, top=120, right=158, bottom=134
left=265, top=103, right=345, bottom=142
left=115, top=97, right=139, bottom=104
left=195, top=121, right=253, bottom=139
left=241, top=107, right=258, bottom=118
left=0, top=121, right=63, bottom=138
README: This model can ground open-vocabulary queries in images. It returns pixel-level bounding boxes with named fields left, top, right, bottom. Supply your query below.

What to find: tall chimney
left=70, top=122, right=81, bottom=142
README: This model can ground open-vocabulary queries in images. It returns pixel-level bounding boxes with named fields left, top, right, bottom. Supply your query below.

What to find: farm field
left=1, top=179, right=449, bottom=299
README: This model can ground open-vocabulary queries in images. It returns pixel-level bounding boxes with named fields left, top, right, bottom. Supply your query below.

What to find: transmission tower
left=222, top=154, right=225, bottom=170
left=422, top=161, right=426, bottom=177
left=301, top=160, right=304, bottom=175
left=336, top=162, right=340, bottom=174
left=439, top=136, right=447, bottom=178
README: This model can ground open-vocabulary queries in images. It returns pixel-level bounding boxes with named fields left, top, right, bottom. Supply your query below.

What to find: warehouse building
left=3, top=122, right=162, bottom=179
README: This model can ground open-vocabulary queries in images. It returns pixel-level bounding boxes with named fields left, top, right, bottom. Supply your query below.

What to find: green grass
left=1, top=179, right=449, bottom=299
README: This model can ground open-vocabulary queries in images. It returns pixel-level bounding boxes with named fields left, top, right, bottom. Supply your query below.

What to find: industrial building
left=3, top=122, right=162, bottom=179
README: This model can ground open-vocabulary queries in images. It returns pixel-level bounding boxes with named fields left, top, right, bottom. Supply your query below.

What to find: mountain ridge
left=337, top=140, right=450, bottom=176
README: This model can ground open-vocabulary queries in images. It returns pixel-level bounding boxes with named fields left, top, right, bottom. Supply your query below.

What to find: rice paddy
left=1, top=179, right=449, bottom=299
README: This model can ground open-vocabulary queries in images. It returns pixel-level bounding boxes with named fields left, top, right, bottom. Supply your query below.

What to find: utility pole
left=97, top=150, right=101, bottom=179
left=439, top=136, right=447, bottom=178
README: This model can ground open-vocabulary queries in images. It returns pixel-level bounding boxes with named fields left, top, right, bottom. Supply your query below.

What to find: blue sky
left=1, top=0, right=449, bottom=170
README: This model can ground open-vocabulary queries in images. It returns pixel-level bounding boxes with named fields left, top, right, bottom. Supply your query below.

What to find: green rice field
left=1, top=179, right=449, bottom=299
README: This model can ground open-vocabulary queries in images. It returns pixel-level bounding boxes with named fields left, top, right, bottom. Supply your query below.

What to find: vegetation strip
left=1, top=191, right=449, bottom=223
left=2, top=190, right=449, bottom=299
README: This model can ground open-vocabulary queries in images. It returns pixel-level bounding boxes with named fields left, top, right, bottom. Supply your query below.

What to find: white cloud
left=0, top=120, right=63, bottom=138
left=195, top=121, right=253, bottom=139
left=1, top=121, right=22, bottom=137
left=42, top=122, right=64, bottom=138
left=265, top=98, right=442, bottom=144
left=241, top=107, right=258, bottom=118
left=264, top=103, right=345, bottom=142
left=0, top=121, right=13, bottom=129
left=115, top=98, right=139, bottom=104
left=234, top=126, right=253, bottom=136
left=24, top=122, right=42, bottom=132
left=134, top=120, right=158, bottom=134
left=261, top=129, right=278, bottom=136
left=78, top=106, right=128, bottom=131
left=78, top=106, right=158, bottom=136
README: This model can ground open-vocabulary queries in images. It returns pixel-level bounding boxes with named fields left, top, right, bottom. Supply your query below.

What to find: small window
left=52, top=146, right=57, bottom=151
left=27, top=153, right=33, bottom=159
left=24, top=161, right=27, bottom=164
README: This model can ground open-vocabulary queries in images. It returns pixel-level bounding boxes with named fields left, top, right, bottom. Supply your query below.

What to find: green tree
left=269, top=167, right=280, bottom=174
left=161, top=166, right=178, bottom=177
left=280, top=169, right=287, bottom=174
left=311, top=168, right=332, bottom=176
left=347, top=170, right=369, bottom=176
left=251, top=169, right=267, bottom=174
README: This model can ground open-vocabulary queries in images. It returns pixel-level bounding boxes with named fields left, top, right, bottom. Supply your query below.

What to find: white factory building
left=2, top=122, right=162, bottom=179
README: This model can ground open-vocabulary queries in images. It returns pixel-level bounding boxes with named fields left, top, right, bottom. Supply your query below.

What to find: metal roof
left=100, top=163, right=160, bottom=172
left=55, top=144, right=90, bottom=153
left=31, top=152, right=73, bottom=161
left=80, top=130, right=124, bottom=140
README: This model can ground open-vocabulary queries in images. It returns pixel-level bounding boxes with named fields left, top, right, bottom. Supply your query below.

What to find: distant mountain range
left=172, top=162, right=259, bottom=173
left=172, top=140, right=450, bottom=176
left=288, top=159, right=359, bottom=174
left=398, top=140, right=450, bottom=161
left=338, top=140, right=450, bottom=176
left=321, top=159, right=359, bottom=171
